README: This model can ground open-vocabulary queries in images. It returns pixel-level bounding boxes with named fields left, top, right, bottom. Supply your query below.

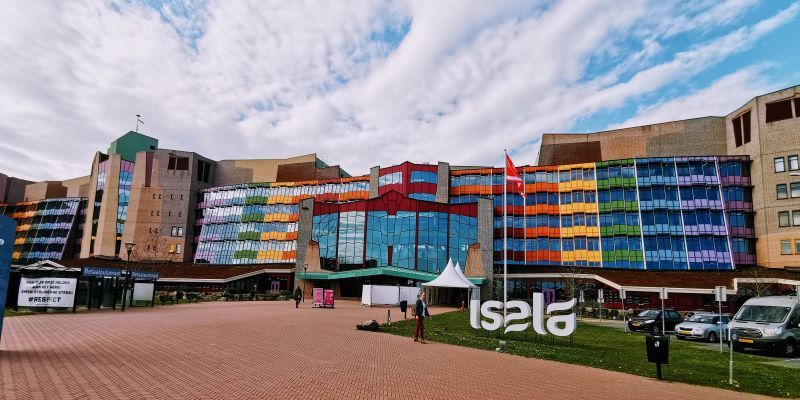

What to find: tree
left=131, top=229, right=168, bottom=273
left=741, top=265, right=775, bottom=298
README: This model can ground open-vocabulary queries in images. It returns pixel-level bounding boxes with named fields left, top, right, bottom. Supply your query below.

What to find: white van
left=729, top=296, right=800, bottom=358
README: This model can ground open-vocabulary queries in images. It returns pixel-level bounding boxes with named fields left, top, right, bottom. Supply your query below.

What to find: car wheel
left=779, top=340, right=797, bottom=358
left=676, top=335, right=685, bottom=340
left=708, top=332, right=718, bottom=343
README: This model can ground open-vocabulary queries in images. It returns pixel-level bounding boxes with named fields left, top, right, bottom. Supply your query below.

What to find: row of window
left=777, top=183, right=800, bottom=199
left=450, top=160, right=750, bottom=188
left=778, top=210, right=800, bottom=228
left=200, top=181, right=370, bottom=205
left=378, top=172, right=402, bottom=186
left=774, top=155, right=799, bottom=173
left=780, top=239, right=800, bottom=255
left=410, top=171, right=437, bottom=184
left=152, top=193, right=185, bottom=200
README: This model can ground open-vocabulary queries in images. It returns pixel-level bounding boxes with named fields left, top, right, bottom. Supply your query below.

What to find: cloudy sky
left=1, top=0, right=799, bottom=181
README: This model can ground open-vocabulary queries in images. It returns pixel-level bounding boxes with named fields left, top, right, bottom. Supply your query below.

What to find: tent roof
left=422, top=259, right=477, bottom=288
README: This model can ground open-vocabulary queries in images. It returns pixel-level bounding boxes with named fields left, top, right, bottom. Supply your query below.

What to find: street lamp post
left=121, top=242, right=135, bottom=311
left=303, top=264, right=308, bottom=303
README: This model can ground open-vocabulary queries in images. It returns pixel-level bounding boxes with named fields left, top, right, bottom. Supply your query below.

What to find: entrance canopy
left=422, top=259, right=477, bottom=289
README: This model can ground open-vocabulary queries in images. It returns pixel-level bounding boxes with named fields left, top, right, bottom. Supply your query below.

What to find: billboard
left=17, top=277, right=77, bottom=308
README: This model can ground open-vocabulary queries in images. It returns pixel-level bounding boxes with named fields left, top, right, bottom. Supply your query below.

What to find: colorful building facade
left=194, top=177, right=370, bottom=264
left=192, top=157, right=754, bottom=275
left=0, top=197, right=86, bottom=264
left=450, top=156, right=754, bottom=271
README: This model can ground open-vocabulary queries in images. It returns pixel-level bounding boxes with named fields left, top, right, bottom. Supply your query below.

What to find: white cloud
left=609, top=65, right=778, bottom=129
left=0, top=0, right=795, bottom=180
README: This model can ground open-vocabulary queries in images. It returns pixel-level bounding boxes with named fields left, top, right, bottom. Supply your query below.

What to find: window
left=171, top=226, right=178, bottom=237
left=775, top=157, right=786, bottom=173
left=197, top=160, right=212, bottom=183
left=792, top=182, right=800, bottom=198
left=152, top=194, right=156, bottom=199
left=176, top=244, right=182, bottom=254
left=731, top=111, right=752, bottom=146
left=410, top=171, right=437, bottom=184
left=742, top=111, right=751, bottom=144
left=796, top=240, right=800, bottom=255
left=732, top=115, right=742, bottom=147
left=781, top=240, right=792, bottom=255
left=779, top=211, right=790, bottom=227
left=178, top=227, right=184, bottom=237
left=794, top=210, right=800, bottom=226
left=790, top=155, right=799, bottom=171
left=378, top=172, right=402, bottom=186
left=169, top=244, right=176, bottom=253
left=778, top=184, right=788, bottom=199
left=168, top=156, right=190, bottom=171
left=766, top=99, right=793, bottom=123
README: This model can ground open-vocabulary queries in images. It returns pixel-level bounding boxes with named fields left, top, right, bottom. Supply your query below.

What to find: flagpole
left=503, top=150, right=508, bottom=326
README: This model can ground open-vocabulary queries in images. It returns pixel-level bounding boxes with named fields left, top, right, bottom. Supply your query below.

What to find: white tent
left=423, top=259, right=476, bottom=289
left=453, top=262, right=472, bottom=286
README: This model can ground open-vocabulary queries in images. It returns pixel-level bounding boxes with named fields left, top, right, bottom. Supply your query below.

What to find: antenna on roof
left=135, top=114, right=144, bottom=133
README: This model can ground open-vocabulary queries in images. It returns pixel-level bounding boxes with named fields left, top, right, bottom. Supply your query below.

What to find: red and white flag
left=505, top=153, right=526, bottom=199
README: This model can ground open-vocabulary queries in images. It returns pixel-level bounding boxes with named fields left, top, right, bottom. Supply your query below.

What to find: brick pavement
left=0, top=300, right=770, bottom=399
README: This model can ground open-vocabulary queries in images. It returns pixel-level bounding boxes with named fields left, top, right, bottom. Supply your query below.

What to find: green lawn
left=3, top=309, right=38, bottom=317
left=382, top=311, right=799, bottom=398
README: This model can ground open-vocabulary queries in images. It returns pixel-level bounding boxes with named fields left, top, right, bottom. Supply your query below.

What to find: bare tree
left=562, top=264, right=588, bottom=301
left=131, top=229, right=169, bottom=273
left=743, top=265, right=775, bottom=298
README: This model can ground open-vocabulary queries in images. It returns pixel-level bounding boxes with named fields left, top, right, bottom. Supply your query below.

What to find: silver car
left=675, top=313, right=731, bottom=342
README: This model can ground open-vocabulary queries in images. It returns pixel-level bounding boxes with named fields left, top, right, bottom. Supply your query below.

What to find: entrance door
left=270, top=281, right=280, bottom=294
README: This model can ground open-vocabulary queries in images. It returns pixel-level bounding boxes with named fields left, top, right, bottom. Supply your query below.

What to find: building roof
left=506, top=265, right=800, bottom=292
left=54, top=258, right=294, bottom=283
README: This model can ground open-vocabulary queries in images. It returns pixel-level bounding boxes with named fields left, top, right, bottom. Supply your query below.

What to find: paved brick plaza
left=1, top=301, right=767, bottom=399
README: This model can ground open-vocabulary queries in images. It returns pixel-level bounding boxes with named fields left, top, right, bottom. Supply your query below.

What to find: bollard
left=387, top=309, right=391, bottom=325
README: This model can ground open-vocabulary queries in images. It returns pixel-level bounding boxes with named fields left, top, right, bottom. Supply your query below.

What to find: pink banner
left=323, top=289, right=334, bottom=307
left=312, top=288, right=323, bottom=306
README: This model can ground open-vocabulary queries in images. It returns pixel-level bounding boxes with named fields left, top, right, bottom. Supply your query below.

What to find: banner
left=17, top=277, right=77, bottom=308
left=0, top=215, right=17, bottom=343
left=312, top=288, right=323, bottom=306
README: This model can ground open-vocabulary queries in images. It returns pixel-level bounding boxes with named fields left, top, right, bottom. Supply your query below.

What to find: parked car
left=729, top=296, right=800, bottom=358
left=628, top=309, right=683, bottom=334
left=675, top=313, right=731, bottom=342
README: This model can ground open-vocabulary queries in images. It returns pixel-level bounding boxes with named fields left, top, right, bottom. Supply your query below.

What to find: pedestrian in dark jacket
left=294, top=286, right=303, bottom=308
left=414, top=292, right=430, bottom=343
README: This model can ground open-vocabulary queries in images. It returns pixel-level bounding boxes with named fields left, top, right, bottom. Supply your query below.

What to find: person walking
left=414, top=292, right=430, bottom=343
left=294, top=286, right=303, bottom=308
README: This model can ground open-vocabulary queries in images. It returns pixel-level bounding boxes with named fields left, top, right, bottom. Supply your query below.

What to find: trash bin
left=399, top=300, right=408, bottom=318
left=646, top=334, right=670, bottom=364
left=646, top=334, right=669, bottom=379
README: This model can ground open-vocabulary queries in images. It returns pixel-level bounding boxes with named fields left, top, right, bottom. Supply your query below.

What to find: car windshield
left=687, top=314, right=715, bottom=324
left=637, top=310, right=659, bottom=318
left=735, top=305, right=790, bottom=323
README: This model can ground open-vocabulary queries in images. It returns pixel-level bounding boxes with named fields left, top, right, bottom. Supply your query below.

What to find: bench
left=159, top=295, right=175, bottom=305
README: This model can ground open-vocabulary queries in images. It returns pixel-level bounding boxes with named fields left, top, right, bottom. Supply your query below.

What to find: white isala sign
left=470, top=293, right=577, bottom=336
left=18, top=277, right=77, bottom=308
